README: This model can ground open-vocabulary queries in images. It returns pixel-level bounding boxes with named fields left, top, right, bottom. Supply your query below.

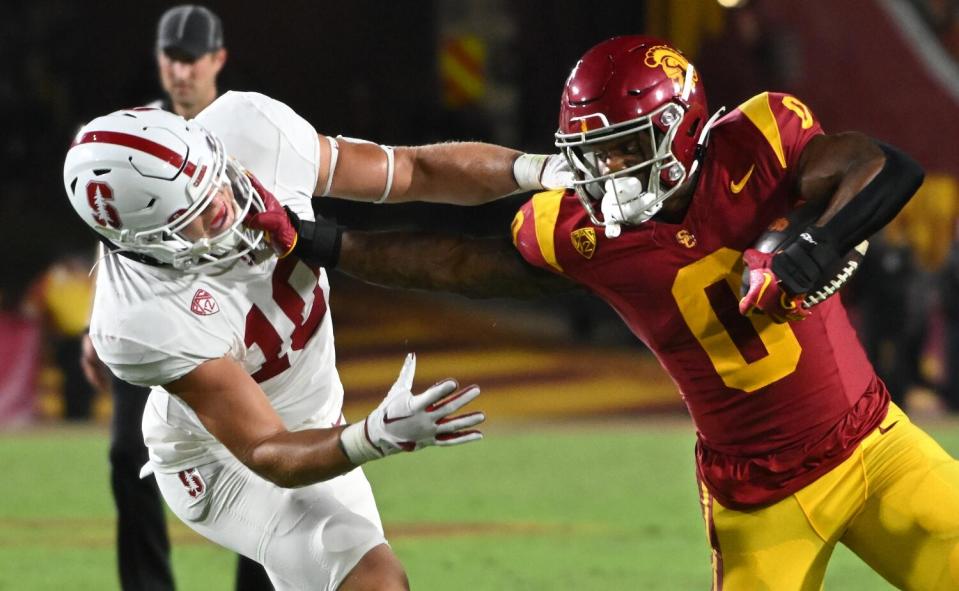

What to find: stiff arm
left=338, top=230, right=576, bottom=299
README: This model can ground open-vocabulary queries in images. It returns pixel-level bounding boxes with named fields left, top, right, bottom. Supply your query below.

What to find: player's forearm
left=799, top=134, right=923, bottom=255
left=391, top=143, right=522, bottom=205
left=818, top=142, right=924, bottom=254
left=245, top=426, right=355, bottom=488
left=338, top=230, right=575, bottom=298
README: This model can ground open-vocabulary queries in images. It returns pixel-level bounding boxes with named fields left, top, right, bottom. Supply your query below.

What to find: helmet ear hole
left=686, top=118, right=701, bottom=137
left=69, top=177, right=78, bottom=194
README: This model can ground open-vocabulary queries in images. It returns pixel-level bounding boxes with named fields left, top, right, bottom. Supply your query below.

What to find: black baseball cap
left=156, top=5, right=224, bottom=60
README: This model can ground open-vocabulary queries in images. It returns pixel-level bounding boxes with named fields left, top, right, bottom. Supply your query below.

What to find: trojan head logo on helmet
left=63, top=108, right=266, bottom=272
left=555, top=35, right=721, bottom=235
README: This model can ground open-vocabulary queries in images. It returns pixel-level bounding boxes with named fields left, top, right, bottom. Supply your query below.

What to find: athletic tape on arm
left=320, top=136, right=340, bottom=197
left=374, top=145, right=395, bottom=204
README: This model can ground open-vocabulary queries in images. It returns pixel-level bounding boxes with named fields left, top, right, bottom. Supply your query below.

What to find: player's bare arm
left=246, top=166, right=576, bottom=296
left=795, top=132, right=885, bottom=221
left=165, top=357, right=353, bottom=487
left=794, top=131, right=924, bottom=253
left=740, top=132, right=924, bottom=320
left=166, top=355, right=485, bottom=488
left=337, top=231, right=577, bottom=299
left=313, top=133, right=571, bottom=205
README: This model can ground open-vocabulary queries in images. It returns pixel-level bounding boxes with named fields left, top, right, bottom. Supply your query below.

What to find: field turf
left=1, top=419, right=956, bottom=590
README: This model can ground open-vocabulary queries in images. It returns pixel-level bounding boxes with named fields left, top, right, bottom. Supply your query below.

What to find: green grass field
left=1, top=420, right=957, bottom=590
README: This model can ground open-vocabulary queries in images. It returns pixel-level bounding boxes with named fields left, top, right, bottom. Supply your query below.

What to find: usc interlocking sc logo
left=571, top=227, right=597, bottom=259
left=675, top=229, right=697, bottom=248
left=644, top=46, right=698, bottom=89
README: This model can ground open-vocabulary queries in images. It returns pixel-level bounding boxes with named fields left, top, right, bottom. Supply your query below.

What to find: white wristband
left=512, top=153, right=548, bottom=191
left=339, top=421, right=384, bottom=465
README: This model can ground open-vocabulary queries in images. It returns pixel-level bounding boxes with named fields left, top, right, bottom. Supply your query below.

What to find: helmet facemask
left=555, top=36, right=717, bottom=238
left=163, top=154, right=267, bottom=272
left=557, top=100, right=690, bottom=236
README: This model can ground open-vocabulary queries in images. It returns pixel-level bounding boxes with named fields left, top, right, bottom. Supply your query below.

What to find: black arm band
left=822, top=141, right=924, bottom=254
left=286, top=207, right=343, bottom=269
left=771, top=141, right=923, bottom=295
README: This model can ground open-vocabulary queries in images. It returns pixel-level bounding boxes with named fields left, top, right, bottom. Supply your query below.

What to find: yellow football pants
left=700, top=403, right=959, bottom=590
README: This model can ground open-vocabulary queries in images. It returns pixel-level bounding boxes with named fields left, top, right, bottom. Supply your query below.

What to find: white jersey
left=90, top=91, right=339, bottom=473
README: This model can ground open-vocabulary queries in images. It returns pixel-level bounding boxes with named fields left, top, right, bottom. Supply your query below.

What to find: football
left=744, top=203, right=869, bottom=309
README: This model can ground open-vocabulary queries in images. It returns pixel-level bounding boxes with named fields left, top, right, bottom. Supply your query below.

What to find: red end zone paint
left=75, top=131, right=197, bottom=177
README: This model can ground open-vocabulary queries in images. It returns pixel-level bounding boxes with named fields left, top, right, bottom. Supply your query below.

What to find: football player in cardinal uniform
left=64, top=92, right=570, bottom=590
left=332, top=36, right=959, bottom=589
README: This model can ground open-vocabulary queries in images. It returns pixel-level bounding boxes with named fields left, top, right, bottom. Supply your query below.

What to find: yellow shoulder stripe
left=510, top=209, right=525, bottom=246
left=739, top=92, right=787, bottom=169
left=531, top=190, right=565, bottom=273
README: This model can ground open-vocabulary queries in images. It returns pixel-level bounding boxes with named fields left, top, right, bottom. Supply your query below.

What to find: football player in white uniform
left=64, top=91, right=570, bottom=591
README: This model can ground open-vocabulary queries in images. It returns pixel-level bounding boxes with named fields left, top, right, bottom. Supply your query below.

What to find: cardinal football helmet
left=555, top=35, right=720, bottom=231
left=63, top=108, right=265, bottom=272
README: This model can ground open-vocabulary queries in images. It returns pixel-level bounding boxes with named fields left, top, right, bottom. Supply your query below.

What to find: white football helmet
left=63, top=108, right=265, bottom=272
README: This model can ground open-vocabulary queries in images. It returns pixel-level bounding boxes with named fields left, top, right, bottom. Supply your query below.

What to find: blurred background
left=2, top=0, right=959, bottom=589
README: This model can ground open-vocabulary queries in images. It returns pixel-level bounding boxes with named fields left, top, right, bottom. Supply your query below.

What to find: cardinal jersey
left=513, top=93, right=889, bottom=509
left=90, top=91, right=338, bottom=473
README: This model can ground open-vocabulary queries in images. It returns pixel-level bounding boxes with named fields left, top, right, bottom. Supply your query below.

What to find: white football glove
left=513, top=153, right=574, bottom=192
left=339, top=354, right=485, bottom=465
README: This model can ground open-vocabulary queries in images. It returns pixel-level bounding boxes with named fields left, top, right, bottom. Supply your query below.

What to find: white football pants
left=154, top=456, right=386, bottom=591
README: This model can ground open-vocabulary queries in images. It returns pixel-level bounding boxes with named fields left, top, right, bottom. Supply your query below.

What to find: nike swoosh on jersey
left=878, top=420, right=899, bottom=435
left=730, top=165, right=756, bottom=194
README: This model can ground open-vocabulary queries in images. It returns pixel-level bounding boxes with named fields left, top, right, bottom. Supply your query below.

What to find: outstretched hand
left=539, top=153, right=574, bottom=190
left=514, top=153, right=574, bottom=192
left=339, top=354, right=485, bottom=465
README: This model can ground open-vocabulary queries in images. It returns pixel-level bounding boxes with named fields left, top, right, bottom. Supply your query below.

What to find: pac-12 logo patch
left=177, top=468, right=206, bottom=500
left=570, top=227, right=597, bottom=259
left=190, top=289, right=220, bottom=316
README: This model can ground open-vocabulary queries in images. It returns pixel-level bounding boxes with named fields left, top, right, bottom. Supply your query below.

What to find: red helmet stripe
left=75, top=131, right=197, bottom=177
